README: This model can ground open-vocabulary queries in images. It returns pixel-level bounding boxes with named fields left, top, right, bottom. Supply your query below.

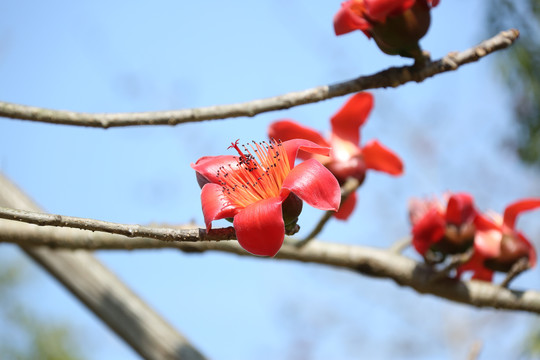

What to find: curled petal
left=503, top=198, right=540, bottom=229
left=269, top=120, right=330, bottom=160
left=365, top=0, right=415, bottom=22
left=334, top=192, right=357, bottom=220
left=233, top=197, right=285, bottom=257
left=281, top=158, right=341, bottom=211
left=282, top=139, right=331, bottom=168
left=411, top=208, right=445, bottom=255
left=362, top=140, right=403, bottom=175
left=446, top=193, right=475, bottom=226
left=334, top=0, right=371, bottom=36
left=200, top=183, right=239, bottom=231
left=268, top=120, right=329, bottom=147
left=191, top=155, right=238, bottom=184
left=331, top=92, right=374, bottom=145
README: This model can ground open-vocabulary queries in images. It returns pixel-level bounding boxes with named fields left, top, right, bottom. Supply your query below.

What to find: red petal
left=456, top=250, right=494, bottom=282
left=268, top=120, right=330, bottom=160
left=334, top=192, right=357, bottom=220
left=411, top=208, right=445, bottom=255
left=503, top=198, right=540, bottom=229
left=331, top=92, right=373, bottom=145
left=445, top=193, right=475, bottom=226
left=474, top=229, right=502, bottom=258
left=191, top=155, right=238, bottom=184
left=282, top=139, right=331, bottom=168
left=361, top=140, right=403, bottom=175
left=268, top=120, right=329, bottom=147
left=429, top=0, right=440, bottom=7
left=281, top=158, right=341, bottom=211
left=365, top=0, right=415, bottom=22
left=233, top=197, right=285, bottom=257
left=333, top=1, right=371, bottom=36
left=200, top=183, right=239, bottom=231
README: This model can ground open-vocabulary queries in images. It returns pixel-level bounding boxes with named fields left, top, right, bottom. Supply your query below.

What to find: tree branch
left=2, top=213, right=540, bottom=315
left=0, top=206, right=235, bottom=242
left=0, top=29, right=519, bottom=128
left=0, top=174, right=207, bottom=360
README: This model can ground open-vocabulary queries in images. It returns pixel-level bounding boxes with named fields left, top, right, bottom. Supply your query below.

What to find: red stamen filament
left=217, top=140, right=291, bottom=208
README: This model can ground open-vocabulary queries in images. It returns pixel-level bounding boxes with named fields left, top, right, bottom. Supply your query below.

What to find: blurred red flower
left=409, top=192, right=476, bottom=257
left=333, top=0, right=439, bottom=58
left=268, top=92, right=403, bottom=220
left=457, top=199, right=540, bottom=281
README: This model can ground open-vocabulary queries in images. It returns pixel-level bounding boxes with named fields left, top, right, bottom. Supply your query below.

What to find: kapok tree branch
left=2, top=209, right=540, bottom=315
left=0, top=206, right=235, bottom=242
left=0, top=29, right=519, bottom=128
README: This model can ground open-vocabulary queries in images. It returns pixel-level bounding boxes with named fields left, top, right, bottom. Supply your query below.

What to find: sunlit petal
left=282, top=139, right=331, bottom=168
left=281, top=159, right=341, bottom=211
left=191, top=155, right=238, bottom=184
left=233, top=197, right=285, bottom=257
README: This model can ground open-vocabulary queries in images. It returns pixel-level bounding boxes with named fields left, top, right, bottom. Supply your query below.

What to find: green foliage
left=0, top=258, right=85, bottom=360
left=487, top=0, right=540, bottom=165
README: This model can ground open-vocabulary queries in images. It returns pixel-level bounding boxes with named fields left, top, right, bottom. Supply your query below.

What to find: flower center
left=216, top=139, right=291, bottom=208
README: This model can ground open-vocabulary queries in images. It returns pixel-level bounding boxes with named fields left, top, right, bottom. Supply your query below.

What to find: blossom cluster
left=409, top=193, right=540, bottom=281
left=190, top=0, right=539, bottom=285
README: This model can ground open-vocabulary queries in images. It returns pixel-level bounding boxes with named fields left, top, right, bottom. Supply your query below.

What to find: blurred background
left=1, top=0, right=539, bottom=359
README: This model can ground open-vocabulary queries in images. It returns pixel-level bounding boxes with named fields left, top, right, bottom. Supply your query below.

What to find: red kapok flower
left=334, top=0, right=439, bottom=58
left=191, top=139, right=341, bottom=257
left=268, top=92, right=403, bottom=220
left=457, top=199, right=540, bottom=281
left=409, top=192, right=477, bottom=258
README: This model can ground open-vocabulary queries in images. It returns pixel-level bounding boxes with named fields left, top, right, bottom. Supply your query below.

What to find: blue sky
left=1, top=1, right=539, bottom=359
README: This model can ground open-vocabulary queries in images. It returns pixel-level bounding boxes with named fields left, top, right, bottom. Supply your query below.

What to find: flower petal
left=191, top=155, right=238, bottom=184
left=268, top=120, right=329, bottom=147
left=445, top=193, right=475, bottom=226
left=233, top=197, right=285, bottom=257
left=411, top=208, right=445, bottom=255
left=200, top=183, right=239, bottom=231
left=331, top=92, right=374, bottom=145
left=457, top=251, right=494, bottom=282
left=282, top=139, right=331, bottom=168
left=365, top=0, right=415, bottom=22
left=281, top=158, right=341, bottom=211
left=333, top=0, right=371, bottom=36
left=268, top=120, right=330, bottom=160
left=361, top=139, right=403, bottom=175
left=474, top=229, right=502, bottom=258
left=503, top=198, right=540, bottom=229
left=334, top=192, right=357, bottom=220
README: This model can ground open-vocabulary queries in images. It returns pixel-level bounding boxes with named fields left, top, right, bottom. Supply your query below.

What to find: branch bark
left=0, top=29, right=519, bottom=128
left=2, top=208, right=540, bottom=315
left=0, top=174, right=206, bottom=360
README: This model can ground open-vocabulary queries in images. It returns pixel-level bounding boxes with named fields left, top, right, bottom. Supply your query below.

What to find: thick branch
left=0, top=29, right=519, bottom=128
left=2, top=216, right=540, bottom=315
left=0, top=174, right=206, bottom=360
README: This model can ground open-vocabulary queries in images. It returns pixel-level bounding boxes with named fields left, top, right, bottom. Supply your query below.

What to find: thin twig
left=0, top=206, right=236, bottom=242
left=2, top=218, right=540, bottom=315
left=389, top=236, right=412, bottom=254
left=500, top=257, right=531, bottom=288
left=0, top=29, right=519, bottom=128
left=429, top=248, right=474, bottom=283
left=295, top=177, right=360, bottom=247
